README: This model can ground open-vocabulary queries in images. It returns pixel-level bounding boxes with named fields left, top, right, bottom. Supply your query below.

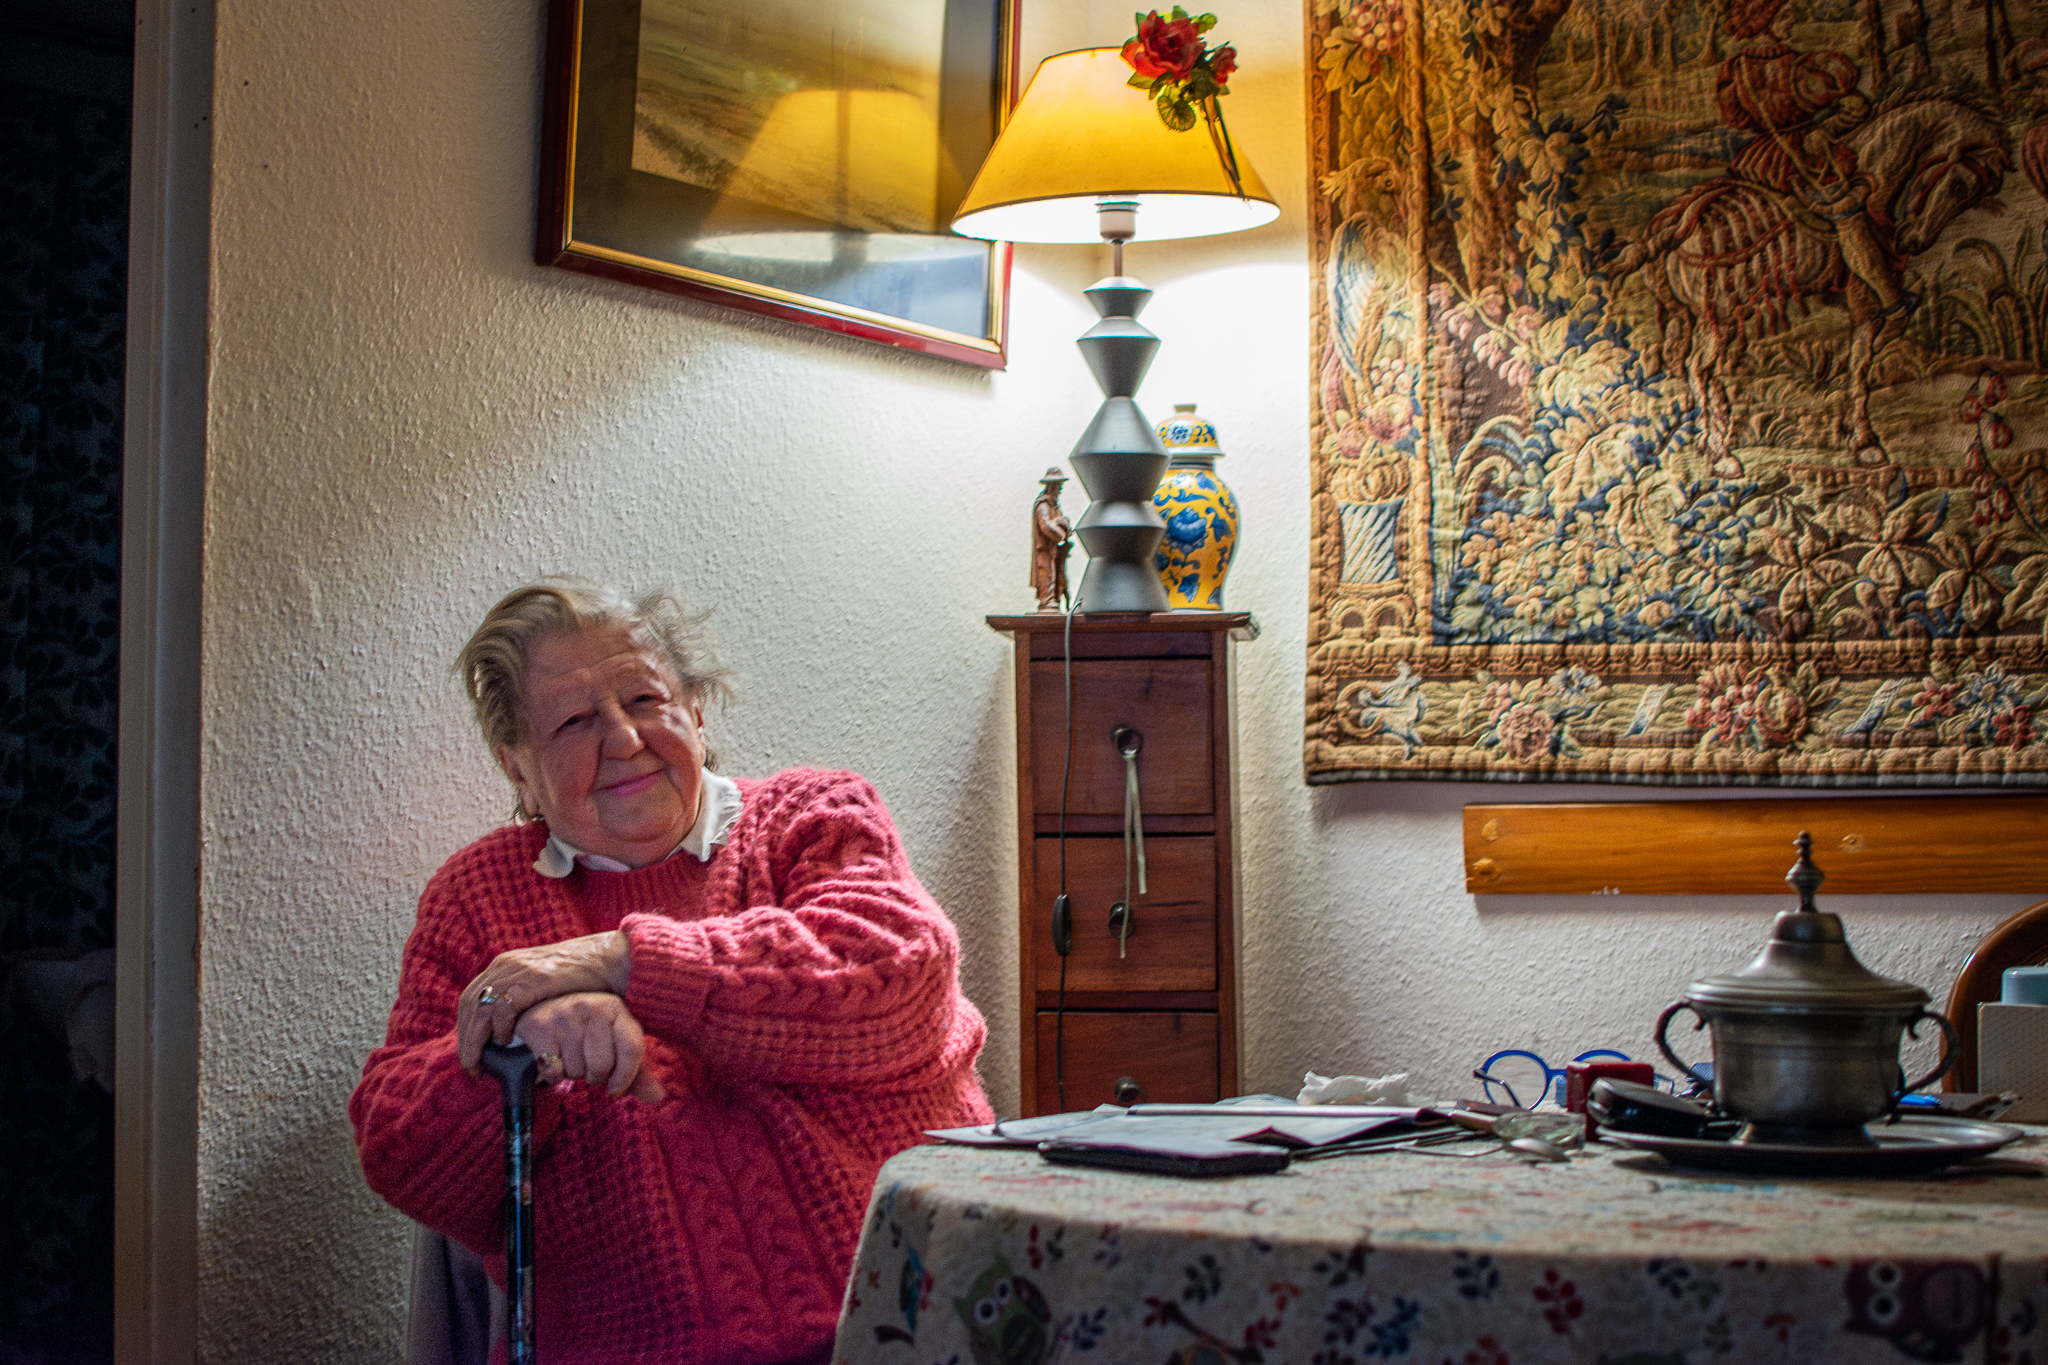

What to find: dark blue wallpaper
left=1, top=48, right=128, bottom=1363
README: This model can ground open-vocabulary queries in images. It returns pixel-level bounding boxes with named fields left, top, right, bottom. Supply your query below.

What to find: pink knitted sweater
left=351, top=769, right=991, bottom=1364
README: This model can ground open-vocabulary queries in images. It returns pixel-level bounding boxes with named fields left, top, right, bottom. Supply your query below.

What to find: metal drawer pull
left=1111, top=725, right=1147, bottom=958
left=1114, top=1075, right=1144, bottom=1104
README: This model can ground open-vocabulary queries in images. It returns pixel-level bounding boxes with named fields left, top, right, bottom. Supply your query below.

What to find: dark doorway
left=2, top=2, right=134, bottom=1360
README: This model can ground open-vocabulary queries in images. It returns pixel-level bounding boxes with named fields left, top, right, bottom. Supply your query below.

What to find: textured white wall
left=194, top=0, right=2034, bottom=1358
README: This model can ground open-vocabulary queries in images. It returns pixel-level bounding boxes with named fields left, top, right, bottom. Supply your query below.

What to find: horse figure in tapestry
left=1612, top=91, right=2010, bottom=477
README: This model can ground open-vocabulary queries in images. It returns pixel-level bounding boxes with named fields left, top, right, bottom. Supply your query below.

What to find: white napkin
left=1298, top=1069, right=1436, bottom=1107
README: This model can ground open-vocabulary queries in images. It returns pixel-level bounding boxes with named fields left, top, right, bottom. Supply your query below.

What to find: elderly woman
left=351, top=581, right=991, bottom=1364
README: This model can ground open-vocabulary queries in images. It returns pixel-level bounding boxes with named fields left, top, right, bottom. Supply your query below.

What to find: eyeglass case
left=1587, top=1079, right=1721, bottom=1140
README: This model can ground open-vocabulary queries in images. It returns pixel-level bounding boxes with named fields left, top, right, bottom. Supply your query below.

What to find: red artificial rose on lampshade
left=1124, top=10, right=1206, bottom=80
left=1118, top=7, right=1249, bottom=192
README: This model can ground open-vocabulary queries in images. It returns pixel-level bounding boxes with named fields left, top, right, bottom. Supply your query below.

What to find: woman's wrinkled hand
left=503, top=991, right=665, bottom=1102
left=458, top=930, right=631, bottom=1072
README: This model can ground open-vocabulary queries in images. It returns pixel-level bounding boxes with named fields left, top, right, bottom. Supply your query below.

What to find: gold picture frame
left=539, top=0, right=1018, bottom=367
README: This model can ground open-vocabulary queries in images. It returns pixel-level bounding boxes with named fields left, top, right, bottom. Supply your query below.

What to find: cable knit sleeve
left=349, top=834, right=567, bottom=1257
left=620, top=771, right=967, bottom=1089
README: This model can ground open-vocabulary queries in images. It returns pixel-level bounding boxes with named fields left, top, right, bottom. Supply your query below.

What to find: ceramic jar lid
left=1157, top=403, right=1223, bottom=461
left=1683, top=833, right=1929, bottom=1014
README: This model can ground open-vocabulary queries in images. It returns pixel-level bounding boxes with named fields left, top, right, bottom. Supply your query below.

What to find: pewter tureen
left=1655, top=832, right=1957, bottom=1147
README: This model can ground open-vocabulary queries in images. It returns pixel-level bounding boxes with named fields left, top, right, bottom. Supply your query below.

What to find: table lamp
left=950, top=46, right=1277, bottom=612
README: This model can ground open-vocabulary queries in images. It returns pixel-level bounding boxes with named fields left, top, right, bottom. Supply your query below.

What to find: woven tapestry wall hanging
left=1306, top=0, right=2048, bottom=785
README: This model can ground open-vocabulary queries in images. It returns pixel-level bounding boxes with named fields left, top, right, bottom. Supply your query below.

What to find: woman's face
left=495, top=622, right=705, bottom=867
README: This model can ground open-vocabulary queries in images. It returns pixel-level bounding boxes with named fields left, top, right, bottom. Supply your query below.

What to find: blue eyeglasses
left=1472, top=1048, right=1643, bottom=1110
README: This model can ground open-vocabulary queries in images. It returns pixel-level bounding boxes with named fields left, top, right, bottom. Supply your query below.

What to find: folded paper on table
left=924, top=1106, right=1124, bottom=1148
left=1044, top=1133, right=1284, bottom=1159
left=927, top=1100, right=1443, bottom=1156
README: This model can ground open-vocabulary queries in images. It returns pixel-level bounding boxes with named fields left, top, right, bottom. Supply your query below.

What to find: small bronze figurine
left=1031, top=467, right=1073, bottom=612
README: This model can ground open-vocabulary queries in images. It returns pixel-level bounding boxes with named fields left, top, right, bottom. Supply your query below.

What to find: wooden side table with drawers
left=987, top=612, right=1255, bottom=1116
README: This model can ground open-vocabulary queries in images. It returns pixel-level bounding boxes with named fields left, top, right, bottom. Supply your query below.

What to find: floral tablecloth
left=833, top=1136, right=2048, bottom=1365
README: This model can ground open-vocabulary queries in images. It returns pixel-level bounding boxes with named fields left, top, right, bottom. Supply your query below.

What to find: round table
left=833, top=1133, right=2048, bottom=1365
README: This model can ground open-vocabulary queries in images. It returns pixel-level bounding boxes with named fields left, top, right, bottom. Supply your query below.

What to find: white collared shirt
left=533, top=768, right=744, bottom=878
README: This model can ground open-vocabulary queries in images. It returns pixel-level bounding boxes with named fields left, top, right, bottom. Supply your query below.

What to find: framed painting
left=538, top=0, right=1018, bottom=367
left=1305, top=0, right=2048, bottom=787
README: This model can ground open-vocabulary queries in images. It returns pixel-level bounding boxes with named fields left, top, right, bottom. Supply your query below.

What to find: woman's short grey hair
left=457, top=579, right=734, bottom=778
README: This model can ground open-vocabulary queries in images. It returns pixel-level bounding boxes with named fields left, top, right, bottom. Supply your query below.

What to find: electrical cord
left=1053, top=594, right=1079, bottom=1112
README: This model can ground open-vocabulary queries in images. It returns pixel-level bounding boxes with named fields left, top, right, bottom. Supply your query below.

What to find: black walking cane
left=479, top=1042, right=539, bottom=1365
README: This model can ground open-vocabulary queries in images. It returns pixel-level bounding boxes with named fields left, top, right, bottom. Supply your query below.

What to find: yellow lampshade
left=950, top=47, right=1278, bottom=244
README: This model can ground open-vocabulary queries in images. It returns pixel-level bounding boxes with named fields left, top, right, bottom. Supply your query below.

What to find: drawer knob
left=1107, top=900, right=1136, bottom=941
left=1113, top=1075, right=1144, bottom=1105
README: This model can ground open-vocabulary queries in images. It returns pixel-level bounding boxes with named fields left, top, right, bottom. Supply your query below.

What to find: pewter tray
left=1605, top=1116, right=2026, bottom=1176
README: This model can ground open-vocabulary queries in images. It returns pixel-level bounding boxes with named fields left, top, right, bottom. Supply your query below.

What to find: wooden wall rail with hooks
left=1463, top=795, right=2048, bottom=895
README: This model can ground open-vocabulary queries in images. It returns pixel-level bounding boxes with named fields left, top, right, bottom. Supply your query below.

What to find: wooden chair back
left=1944, top=898, right=2048, bottom=1092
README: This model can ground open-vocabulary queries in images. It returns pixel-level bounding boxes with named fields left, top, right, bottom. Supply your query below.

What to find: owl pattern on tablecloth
left=954, top=1257, right=1053, bottom=1365
left=1843, top=1259, right=1988, bottom=1363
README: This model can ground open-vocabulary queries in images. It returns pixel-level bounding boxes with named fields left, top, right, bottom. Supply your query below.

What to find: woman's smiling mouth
left=604, top=771, right=662, bottom=798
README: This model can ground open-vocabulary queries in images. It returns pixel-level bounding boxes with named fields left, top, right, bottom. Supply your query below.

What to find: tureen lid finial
left=1785, top=830, right=1824, bottom=912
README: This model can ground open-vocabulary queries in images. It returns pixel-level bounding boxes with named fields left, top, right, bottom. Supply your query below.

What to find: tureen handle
left=1654, top=1001, right=1715, bottom=1097
left=1886, top=1007, right=1960, bottom=1120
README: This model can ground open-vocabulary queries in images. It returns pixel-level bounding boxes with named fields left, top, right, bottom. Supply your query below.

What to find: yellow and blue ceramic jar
left=1153, top=404, right=1240, bottom=610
